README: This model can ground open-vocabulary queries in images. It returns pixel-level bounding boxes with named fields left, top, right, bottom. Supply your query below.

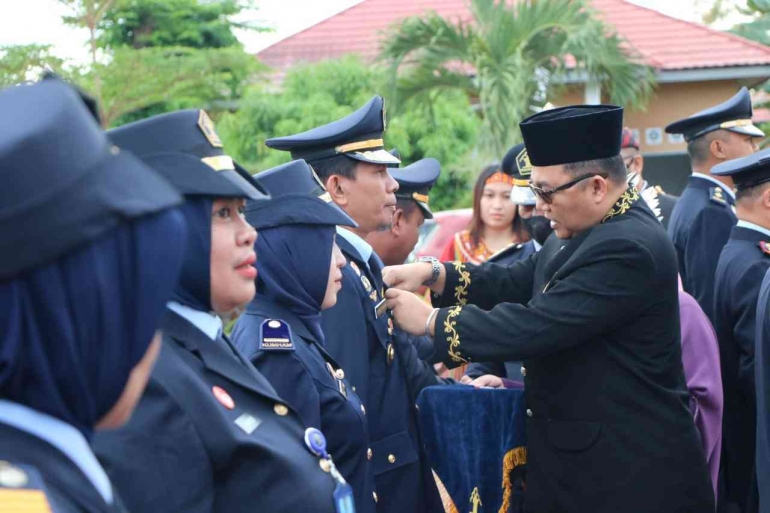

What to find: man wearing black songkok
left=383, top=105, right=714, bottom=513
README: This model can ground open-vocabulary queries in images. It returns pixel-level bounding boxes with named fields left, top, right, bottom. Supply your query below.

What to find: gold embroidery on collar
left=444, top=306, right=468, bottom=364
left=602, top=187, right=640, bottom=223
left=452, top=261, right=470, bottom=306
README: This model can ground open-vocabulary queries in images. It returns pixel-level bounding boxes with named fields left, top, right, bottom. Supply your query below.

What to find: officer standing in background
left=666, top=88, right=763, bottom=320
left=621, top=127, right=678, bottom=229
left=383, top=104, right=715, bottom=513
left=265, top=97, right=444, bottom=513
left=712, top=148, right=770, bottom=513
left=367, top=157, right=441, bottom=267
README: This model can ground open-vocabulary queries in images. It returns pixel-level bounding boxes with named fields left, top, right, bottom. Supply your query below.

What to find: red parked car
left=410, top=208, right=472, bottom=261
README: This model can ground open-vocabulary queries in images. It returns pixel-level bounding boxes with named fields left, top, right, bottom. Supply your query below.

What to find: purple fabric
left=679, top=290, right=723, bottom=500
left=501, top=378, right=524, bottom=390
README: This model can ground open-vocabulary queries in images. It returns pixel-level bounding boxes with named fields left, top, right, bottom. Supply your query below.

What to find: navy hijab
left=256, top=225, right=335, bottom=344
left=0, top=210, right=186, bottom=438
left=171, top=198, right=214, bottom=312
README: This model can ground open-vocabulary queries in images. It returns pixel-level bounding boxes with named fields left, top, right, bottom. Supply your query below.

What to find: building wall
left=552, top=79, right=746, bottom=154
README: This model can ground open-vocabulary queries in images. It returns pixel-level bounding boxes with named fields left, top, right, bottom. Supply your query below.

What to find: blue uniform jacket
left=0, top=423, right=126, bottom=513
left=232, top=298, right=377, bottom=513
left=713, top=225, right=770, bottom=512
left=754, top=270, right=770, bottom=513
left=320, top=238, right=443, bottom=513
left=668, top=175, right=737, bottom=321
left=465, top=241, right=537, bottom=380
left=92, top=310, right=337, bottom=513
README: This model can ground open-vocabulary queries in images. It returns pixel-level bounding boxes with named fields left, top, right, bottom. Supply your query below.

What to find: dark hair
left=563, top=155, right=626, bottom=186
left=736, top=181, right=770, bottom=202
left=396, top=198, right=419, bottom=219
left=687, top=131, right=725, bottom=165
left=311, top=155, right=359, bottom=183
left=467, top=164, right=527, bottom=247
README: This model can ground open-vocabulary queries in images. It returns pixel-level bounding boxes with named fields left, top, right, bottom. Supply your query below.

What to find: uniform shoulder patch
left=259, top=319, right=295, bottom=351
left=709, top=186, right=729, bottom=206
left=759, top=241, right=770, bottom=256
left=0, top=461, right=53, bottom=513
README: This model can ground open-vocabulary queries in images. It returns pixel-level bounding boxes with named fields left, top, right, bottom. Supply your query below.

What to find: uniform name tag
left=374, top=299, right=388, bottom=319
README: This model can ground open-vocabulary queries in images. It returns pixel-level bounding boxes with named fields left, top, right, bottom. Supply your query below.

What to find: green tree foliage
left=78, top=45, right=261, bottom=127
left=55, top=0, right=265, bottom=126
left=217, top=56, right=480, bottom=211
left=381, top=0, right=656, bottom=157
left=96, top=0, right=262, bottom=49
left=729, top=0, right=770, bottom=45
left=0, top=45, right=65, bottom=88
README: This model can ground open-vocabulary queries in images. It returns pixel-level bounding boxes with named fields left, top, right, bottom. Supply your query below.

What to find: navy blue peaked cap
left=520, top=105, right=623, bottom=167
left=391, top=158, right=441, bottom=219
left=247, top=160, right=356, bottom=230
left=0, top=79, right=182, bottom=279
left=666, top=87, right=764, bottom=142
left=502, top=143, right=536, bottom=205
left=712, top=147, right=770, bottom=191
left=265, top=96, right=401, bottom=166
left=109, top=110, right=269, bottom=201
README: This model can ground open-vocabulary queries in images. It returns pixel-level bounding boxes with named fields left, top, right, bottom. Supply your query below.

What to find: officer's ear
left=391, top=208, right=405, bottom=236
left=761, top=184, right=770, bottom=210
left=325, top=174, right=349, bottom=207
left=709, top=135, right=729, bottom=161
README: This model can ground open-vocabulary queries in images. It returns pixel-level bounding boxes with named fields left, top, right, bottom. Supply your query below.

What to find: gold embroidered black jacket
left=431, top=192, right=714, bottom=513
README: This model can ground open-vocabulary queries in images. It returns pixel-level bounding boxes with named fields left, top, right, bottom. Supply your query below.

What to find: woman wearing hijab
left=232, top=160, right=377, bottom=512
left=92, top=111, right=341, bottom=513
left=0, top=80, right=185, bottom=512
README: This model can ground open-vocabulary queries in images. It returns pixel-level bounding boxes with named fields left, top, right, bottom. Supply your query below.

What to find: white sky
left=0, top=0, right=750, bottom=65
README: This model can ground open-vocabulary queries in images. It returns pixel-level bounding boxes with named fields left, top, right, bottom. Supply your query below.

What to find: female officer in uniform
left=0, top=80, right=185, bottom=512
left=232, top=160, right=377, bottom=512
left=92, top=111, right=343, bottom=513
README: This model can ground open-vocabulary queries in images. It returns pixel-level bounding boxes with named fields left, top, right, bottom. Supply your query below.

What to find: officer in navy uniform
left=666, top=88, right=763, bottom=321
left=367, top=157, right=457, bottom=387
left=0, top=79, right=185, bottom=512
left=712, top=148, right=770, bottom=513
left=368, top=157, right=441, bottom=267
left=754, top=269, right=770, bottom=513
left=231, top=160, right=377, bottom=513
left=266, top=97, right=444, bottom=513
left=383, top=104, right=714, bottom=513
left=464, top=143, right=541, bottom=383
left=93, top=111, right=343, bottom=513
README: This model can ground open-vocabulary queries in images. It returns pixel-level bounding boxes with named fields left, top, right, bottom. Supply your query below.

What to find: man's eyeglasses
left=528, top=173, right=609, bottom=205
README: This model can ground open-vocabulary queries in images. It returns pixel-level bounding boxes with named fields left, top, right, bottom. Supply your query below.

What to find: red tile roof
left=258, top=0, right=770, bottom=75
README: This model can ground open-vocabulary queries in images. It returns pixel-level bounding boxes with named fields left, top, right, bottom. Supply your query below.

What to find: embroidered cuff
left=434, top=306, right=470, bottom=368
left=431, top=262, right=471, bottom=308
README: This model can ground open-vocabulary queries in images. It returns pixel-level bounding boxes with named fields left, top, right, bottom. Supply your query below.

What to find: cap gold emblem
left=197, top=110, right=223, bottom=148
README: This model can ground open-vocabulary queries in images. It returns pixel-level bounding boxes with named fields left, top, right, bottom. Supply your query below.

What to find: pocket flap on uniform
left=371, top=430, right=419, bottom=476
left=545, top=419, right=601, bottom=452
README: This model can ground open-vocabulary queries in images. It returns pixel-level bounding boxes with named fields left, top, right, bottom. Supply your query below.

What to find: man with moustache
left=382, top=105, right=714, bottom=513
left=265, top=97, right=443, bottom=513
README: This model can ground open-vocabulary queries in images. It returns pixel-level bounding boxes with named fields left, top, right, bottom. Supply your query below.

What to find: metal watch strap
left=419, top=257, right=441, bottom=286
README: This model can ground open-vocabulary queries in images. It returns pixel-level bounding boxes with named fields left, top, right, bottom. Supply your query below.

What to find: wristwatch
left=417, top=256, right=441, bottom=286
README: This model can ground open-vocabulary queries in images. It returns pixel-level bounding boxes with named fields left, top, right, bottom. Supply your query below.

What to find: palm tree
left=381, top=0, right=656, bottom=156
